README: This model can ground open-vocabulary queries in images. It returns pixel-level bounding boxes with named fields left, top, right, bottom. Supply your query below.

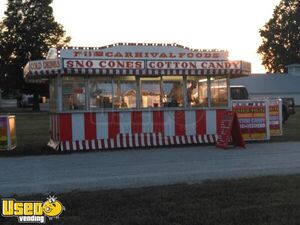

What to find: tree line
left=258, top=0, right=300, bottom=73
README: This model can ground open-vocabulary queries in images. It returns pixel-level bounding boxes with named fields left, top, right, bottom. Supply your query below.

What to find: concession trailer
left=23, top=43, right=251, bottom=151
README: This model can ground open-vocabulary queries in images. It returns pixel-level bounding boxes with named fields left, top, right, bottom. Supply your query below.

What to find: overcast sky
left=0, top=0, right=280, bottom=73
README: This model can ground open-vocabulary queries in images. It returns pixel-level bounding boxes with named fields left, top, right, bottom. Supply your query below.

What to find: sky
left=0, top=0, right=280, bottom=73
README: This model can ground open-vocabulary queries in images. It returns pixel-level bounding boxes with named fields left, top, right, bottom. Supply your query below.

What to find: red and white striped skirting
left=57, top=134, right=217, bottom=151
left=49, top=109, right=226, bottom=151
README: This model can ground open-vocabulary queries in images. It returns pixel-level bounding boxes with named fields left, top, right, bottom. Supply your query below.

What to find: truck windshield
left=230, top=87, right=249, bottom=100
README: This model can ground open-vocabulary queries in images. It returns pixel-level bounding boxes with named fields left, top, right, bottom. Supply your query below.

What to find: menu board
left=216, top=111, right=245, bottom=149
left=232, top=100, right=270, bottom=141
left=268, top=99, right=283, bottom=136
left=217, top=111, right=234, bottom=148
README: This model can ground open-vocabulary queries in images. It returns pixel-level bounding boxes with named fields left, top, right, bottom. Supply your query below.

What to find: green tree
left=257, top=0, right=300, bottom=73
left=0, top=0, right=24, bottom=91
left=0, top=0, right=70, bottom=110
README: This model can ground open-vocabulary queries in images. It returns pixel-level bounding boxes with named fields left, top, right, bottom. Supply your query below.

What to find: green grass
left=272, top=109, right=300, bottom=142
left=1, top=174, right=300, bottom=225
left=0, top=112, right=55, bottom=156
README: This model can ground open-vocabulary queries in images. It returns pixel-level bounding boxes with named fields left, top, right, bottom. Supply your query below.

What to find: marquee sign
left=24, top=59, right=61, bottom=74
left=24, top=43, right=251, bottom=78
left=63, top=59, right=244, bottom=70
left=59, top=43, right=229, bottom=61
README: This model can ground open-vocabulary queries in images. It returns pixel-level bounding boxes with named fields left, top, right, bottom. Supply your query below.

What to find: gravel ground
left=1, top=141, right=300, bottom=196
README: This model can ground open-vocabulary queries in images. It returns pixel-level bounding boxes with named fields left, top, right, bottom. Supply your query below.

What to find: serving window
left=162, top=76, right=184, bottom=108
left=57, top=74, right=229, bottom=111
left=89, top=77, right=113, bottom=109
left=141, top=77, right=161, bottom=108
left=210, top=75, right=228, bottom=107
left=62, top=77, right=86, bottom=110
left=186, top=76, right=208, bottom=107
left=113, top=76, right=137, bottom=109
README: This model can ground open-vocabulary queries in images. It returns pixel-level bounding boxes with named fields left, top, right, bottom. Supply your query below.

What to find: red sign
left=63, top=59, right=241, bottom=70
left=216, top=111, right=245, bottom=149
left=232, top=100, right=269, bottom=141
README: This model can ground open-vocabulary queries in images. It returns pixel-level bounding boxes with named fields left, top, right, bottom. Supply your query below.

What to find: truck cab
left=230, top=85, right=249, bottom=100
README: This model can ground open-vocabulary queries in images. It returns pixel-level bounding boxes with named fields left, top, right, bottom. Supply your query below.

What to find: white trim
left=91, top=140, right=96, bottom=150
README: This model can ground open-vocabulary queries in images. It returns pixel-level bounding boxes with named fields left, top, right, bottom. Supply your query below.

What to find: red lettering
left=212, top=53, right=219, bottom=58
left=187, top=53, right=194, bottom=58
left=208, top=62, right=216, bottom=69
left=71, top=60, right=94, bottom=68
left=204, top=53, right=211, bottom=58
left=181, top=62, right=188, bottom=68
left=150, top=53, right=159, bottom=58
left=232, top=62, right=240, bottom=69
left=66, top=60, right=74, bottom=68
left=195, top=53, right=203, bottom=58
left=125, top=52, right=133, bottom=57
left=189, top=62, right=197, bottom=69
left=169, top=53, right=176, bottom=58
left=114, top=52, right=123, bottom=57
left=201, top=62, right=207, bottom=69
left=84, top=51, right=92, bottom=57
left=94, top=51, right=104, bottom=57
left=116, top=61, right=125, bottom=68
left=30, top=62, right=42, bottom=70
left=135, top=61, right=143, bottom=69
left=179, top=53, right=186, bottom=58
left=75, top=61, right=84, bottom=68
left=108, top=61, right=115, bottom=67
left=149, top=62, right=155, bottom=68
left=125, top=61, right=133, bottom=68
left=86, top=60, right=93, bottom=68
left=43, top=60, right=60, bottom=69
left=105, top=52, right=113, bottom=57
left=216, top=62, right=224, bottom=69
left=225, top=62, right=232, bottom=69
left=165, top=62, right=172, bottom=68
left=134, top=52, right=143, bottom=58
left=99, top=61, right=106, bottom=68
left=73, top=51, right=82, bottom=57
left=156, top=62, right=164, bottom=68
left=173, top=62, right=180, bottom=68
left=159, top=53, right=168, bottom=58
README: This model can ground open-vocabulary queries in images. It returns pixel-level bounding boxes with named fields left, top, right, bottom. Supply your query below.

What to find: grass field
left=272, top=109, right=300, bottom=142
left=0, top=112, right=55, bottom=156
left=1, top=174, right=300, bottom=225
